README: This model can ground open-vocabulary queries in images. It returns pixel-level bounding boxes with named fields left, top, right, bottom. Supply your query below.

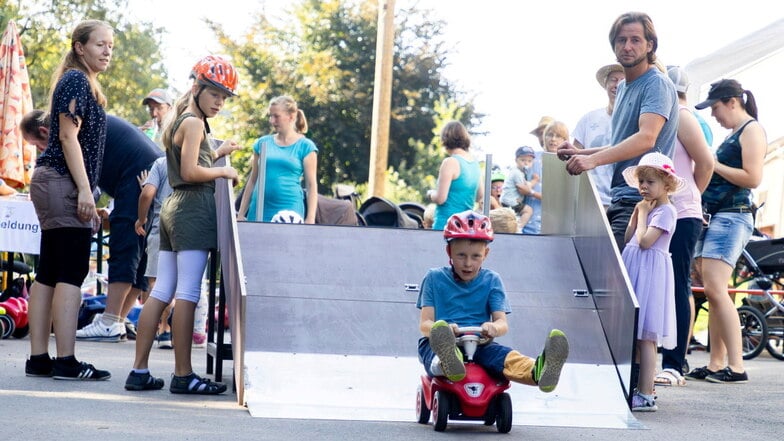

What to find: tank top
left=702, top=120, right=755, bottom=212
left=669, top=105, right=703, bottom=220
left=433, top=155, right=480, bottom=230
left=166, top=113, right=215, bottom=191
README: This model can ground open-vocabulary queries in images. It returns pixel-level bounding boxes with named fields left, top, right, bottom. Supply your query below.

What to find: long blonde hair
left=48, top=19, right=113, bottom=108
left=270, top=95, right=308, bottom=134
left=161, top=90, right=193, bottom=150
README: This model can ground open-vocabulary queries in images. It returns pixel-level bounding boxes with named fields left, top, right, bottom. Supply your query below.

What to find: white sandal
left=654, top=368, right=686, bottom=386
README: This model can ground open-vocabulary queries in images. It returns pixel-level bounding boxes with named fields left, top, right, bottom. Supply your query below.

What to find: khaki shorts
left=30, top=166, right=92, bottom=230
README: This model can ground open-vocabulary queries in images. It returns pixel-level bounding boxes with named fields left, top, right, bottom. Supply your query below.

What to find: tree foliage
left=214, top=0, right=480, bottom=201
left=4, top=0, right=482, bottom=203
left=3, top=0, right=168, bottom=125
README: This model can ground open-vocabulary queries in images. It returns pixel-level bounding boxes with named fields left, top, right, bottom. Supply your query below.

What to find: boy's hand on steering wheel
left=449, top=323, right=460, bottom=336
left=481, top=322, right=499, bottom=338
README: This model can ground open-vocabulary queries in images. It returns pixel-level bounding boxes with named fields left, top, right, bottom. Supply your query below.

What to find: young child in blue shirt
left=416, top=210, right=569, bottom=390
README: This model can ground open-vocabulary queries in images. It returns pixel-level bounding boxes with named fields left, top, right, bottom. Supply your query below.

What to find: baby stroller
left=732, top=237, right=784, bottom=360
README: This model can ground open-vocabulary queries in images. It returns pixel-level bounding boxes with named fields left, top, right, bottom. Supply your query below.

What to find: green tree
left=7, top=0, right=168, bottom=124
left=213, top=0, right=480, bottom=202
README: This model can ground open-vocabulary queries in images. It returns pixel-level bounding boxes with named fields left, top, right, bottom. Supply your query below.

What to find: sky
left=127, top=0, right=783, bottom=169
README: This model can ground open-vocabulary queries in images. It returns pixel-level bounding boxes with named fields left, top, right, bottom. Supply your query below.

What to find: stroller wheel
left=738, top=305, right=767, bottom=359
left=766, top=334, right=784, bottom=360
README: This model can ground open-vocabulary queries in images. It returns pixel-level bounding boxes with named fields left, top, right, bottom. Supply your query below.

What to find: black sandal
left=169, top=372, right=227, bottom=395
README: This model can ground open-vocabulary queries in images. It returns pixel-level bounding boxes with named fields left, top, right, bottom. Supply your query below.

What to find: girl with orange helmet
left=127, top=55, right=240, bottom=395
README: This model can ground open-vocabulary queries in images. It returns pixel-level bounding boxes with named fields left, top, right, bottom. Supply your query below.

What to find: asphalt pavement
left=1, top=334, right=782, bottom=440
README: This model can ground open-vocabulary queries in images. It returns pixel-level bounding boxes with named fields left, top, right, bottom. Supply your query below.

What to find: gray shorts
left=144, top=232, right=160, bottom=278
left=30, top=166, right=92, bottom=230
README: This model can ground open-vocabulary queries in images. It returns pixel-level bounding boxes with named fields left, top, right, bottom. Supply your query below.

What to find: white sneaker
left=75, top=320, right=125, bottom=342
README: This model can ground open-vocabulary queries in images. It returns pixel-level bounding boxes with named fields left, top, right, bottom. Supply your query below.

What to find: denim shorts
left=694, top=212, right=753, bottom=267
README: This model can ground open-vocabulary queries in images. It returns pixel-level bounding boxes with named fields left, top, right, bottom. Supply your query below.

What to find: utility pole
left=368, top=0, right=395, bottom=197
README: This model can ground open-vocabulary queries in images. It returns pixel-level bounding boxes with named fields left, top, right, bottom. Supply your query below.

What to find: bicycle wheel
left=738, top=305, right=767, bottom=359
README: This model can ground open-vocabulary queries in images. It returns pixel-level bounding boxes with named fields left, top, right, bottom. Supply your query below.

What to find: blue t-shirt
left=37, top=69, right=107, bottom=190
left=610, top=68, right=678, bottom=203
left=694, top=111, right=714, bottom=147
left=143, top=156, right=173, bottom=236
left=416, top=267, right=511, bottom=327
left=433, top=155, right=480, bottom=230
left=522, top=151, right=543, bottom=234
left=100, top=115, right=163, bottom=197
left=247, top=135, right=318, bottom=222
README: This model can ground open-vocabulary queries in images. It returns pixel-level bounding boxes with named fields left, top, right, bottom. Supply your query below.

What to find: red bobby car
left=416, top=326, right=513, bottom=433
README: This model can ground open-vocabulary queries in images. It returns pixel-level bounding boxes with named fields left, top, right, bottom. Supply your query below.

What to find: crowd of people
left=15, top=10, right=770, bottom=409
left=19, top=20, right=240, bottom=394
left=421, top=11, right=768, bottom=413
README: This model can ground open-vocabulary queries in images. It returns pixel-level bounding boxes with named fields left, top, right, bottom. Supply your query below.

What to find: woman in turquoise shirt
left=238, top=96, right=318, bottom=223
left=428, top=121, right=482, bottom=230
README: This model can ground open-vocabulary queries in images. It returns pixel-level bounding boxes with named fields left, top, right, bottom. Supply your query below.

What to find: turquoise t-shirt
left=247, top=135, right=318, bottom=222
left=416, top=267, right=511, bottom=327
left=433, top=155, right=480, bottom=230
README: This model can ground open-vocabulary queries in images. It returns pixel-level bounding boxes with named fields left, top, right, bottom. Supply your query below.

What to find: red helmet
left=191, top=55, right=238, bottom=96
left=443, top=210, right=494, bottom=242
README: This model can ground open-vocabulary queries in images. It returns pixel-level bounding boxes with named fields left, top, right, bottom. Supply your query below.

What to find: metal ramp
left=228, top=155, right=641, bottom=429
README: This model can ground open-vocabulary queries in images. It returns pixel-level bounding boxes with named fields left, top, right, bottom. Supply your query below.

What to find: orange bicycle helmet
left=191, top=55, right=238, bottom=96
left=443, top=210, right=494, bottom=242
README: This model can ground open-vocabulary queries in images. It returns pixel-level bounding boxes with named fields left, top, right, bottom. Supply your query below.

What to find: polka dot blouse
left=36, top=69, right=106, bottom=189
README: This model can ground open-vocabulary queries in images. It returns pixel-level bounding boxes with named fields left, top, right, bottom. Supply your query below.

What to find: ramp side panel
left=245, top=297, right=609, bottom=362
left=239, top=223, right=591, bottom=307
left=244, top=352, right=640, bottom=429
left=239, top=223, right=607, bottom=362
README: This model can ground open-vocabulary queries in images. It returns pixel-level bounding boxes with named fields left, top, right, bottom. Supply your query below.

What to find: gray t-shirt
left=610, top=67, right=678, bottom=203
left=144, top=156, right=173, bottom=236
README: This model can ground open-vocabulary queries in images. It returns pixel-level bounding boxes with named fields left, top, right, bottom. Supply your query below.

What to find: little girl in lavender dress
left=621, top=152, right=686, bottom=412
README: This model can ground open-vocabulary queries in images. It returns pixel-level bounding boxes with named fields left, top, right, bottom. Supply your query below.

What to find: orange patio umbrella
left=0, top=19, right=35, bottom=193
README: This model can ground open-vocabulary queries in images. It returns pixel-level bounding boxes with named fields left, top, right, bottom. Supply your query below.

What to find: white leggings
left=150, top=250, right=208, bottom=304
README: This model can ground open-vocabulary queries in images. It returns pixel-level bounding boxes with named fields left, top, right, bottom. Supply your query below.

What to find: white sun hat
left=622, top=152, right=686, bottom=193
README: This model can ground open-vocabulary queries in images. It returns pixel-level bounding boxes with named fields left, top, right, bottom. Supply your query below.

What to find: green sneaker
left=534, top=329, right=569, bottom=393
left=429, top=320, right=465, bottom=382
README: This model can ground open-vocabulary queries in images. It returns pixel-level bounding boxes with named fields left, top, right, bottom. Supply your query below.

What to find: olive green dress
left=158, top=113, right=217, bottom=252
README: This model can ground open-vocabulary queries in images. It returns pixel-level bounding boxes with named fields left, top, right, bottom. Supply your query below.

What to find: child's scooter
left=416, top=326, right=513, bottom=433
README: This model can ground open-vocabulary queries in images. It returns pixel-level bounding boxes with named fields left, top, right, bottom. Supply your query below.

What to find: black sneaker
left=684, top=366, right=716, bottom=380
left=169, top=372, right=227, bottom=395
left=125, top=371, right=164, bottom=391
left=125, top=319, right=137, bottom=341
left=705, top=367, right=748, bottom=384
left=52, top=359, right=111, bottom=381
left=25, top=356, right=54, bottom=377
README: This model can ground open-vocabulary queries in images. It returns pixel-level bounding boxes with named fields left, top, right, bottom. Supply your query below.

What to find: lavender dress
left=622, top=204, right=678, bottom=349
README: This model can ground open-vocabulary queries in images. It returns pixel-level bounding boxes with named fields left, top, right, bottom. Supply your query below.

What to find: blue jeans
left=694, top=212, right=753, bottom=267
left=661, top=217, right=701, bottom=374
left=418, top=337, right=511, bottom=380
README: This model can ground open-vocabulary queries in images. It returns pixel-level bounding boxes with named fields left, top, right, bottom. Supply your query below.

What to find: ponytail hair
left=162, top=90, right=192, bottom=150
left=741, top=90, right=759, bottom=120
left=270, top=95, right=308, bottom=134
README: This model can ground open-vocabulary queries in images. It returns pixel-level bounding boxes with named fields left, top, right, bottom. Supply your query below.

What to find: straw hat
left=595, top=64, right=623, bottom=88
left=622, top=152, right=686, bottom=193
left=529, top=116, right=554, bottom=136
